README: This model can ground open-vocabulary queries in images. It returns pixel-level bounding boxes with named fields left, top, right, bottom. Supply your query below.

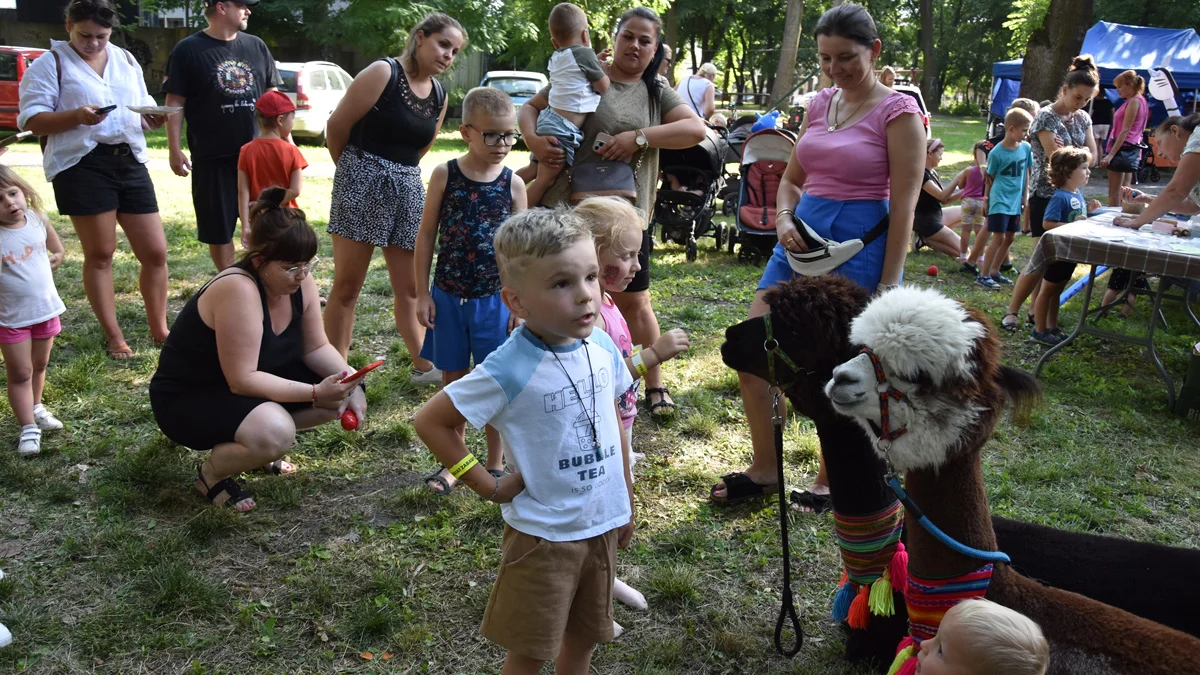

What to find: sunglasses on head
left=74, top=1, right=116, bottom=21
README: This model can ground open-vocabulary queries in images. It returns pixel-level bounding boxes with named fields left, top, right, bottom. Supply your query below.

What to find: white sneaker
left=17, top=425, right=40, bottom=456
left=0, top=622, right=11, bottom=648
left=410, top=365, right=443, bottom=386
left=630, top=451, right=646, bottom=468
left=33, top=405, right=63, bottom=431
left=612, top=620, right=624, bottom=639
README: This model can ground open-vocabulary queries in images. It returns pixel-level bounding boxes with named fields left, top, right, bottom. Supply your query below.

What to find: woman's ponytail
left=1063, top=54, right=1099, bottom=91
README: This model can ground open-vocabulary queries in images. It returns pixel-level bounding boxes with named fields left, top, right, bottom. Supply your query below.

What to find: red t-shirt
left=237, top=138, right=309, bottom=207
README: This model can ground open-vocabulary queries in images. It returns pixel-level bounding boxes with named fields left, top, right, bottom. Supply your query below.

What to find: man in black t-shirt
left=164, top=0, right=281, bottom=271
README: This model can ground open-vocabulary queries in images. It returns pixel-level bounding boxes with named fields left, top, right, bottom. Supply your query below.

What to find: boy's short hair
left=1004, top=107, right=1033, bottom=128
left=464, top=87, right=514, bottom=125
left=1008, top=98, right=1040, bottom=115
left=1048, top=146, right=1090, bottom=188
left=949, top=599, right=1049, bottom=675
left=548, top=3, right=589, bottom=43
left=573, top=197, right=644, bottom=255
left=495, top=207, right=593, bottom=286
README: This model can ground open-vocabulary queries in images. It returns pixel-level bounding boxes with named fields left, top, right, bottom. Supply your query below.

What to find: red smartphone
left=340, top=359, right=384, bottom=384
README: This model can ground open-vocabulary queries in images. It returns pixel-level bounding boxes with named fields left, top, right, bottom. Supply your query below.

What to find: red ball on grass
left=340, top=410, right=359, bottom=431
left=927, top=265, right=939, bottom=276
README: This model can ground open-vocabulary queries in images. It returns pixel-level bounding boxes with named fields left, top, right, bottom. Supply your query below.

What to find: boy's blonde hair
left=464, top=87, right=514, bottom=125
left=1008, top=98, right=1040, bottom=115
left=495, top=207, right=593, bottom=286
left=549, top=3, right=588, bottom=43
left=573, top=197, right=644, bottom=255
left=1005, top=107, right=1033, bottom=128
left=0, top=164, right=46, bottom=223
left=949, top=599, right=1049, bottom=675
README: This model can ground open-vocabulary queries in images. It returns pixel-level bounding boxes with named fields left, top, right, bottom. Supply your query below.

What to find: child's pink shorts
left=0, top=317, right=62, bottom=344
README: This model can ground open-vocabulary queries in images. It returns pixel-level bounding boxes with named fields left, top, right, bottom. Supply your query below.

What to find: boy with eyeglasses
left=414, top=86, right=528, bottom=494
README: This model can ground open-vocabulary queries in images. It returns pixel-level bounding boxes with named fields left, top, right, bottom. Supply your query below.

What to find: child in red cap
left=236, top=90, right=308, bottom=247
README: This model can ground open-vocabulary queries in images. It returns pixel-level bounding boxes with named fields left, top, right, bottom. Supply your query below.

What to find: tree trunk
left=1019, top=0, right=1094, bottom=102
left=770, top=0, right=804, bottom=104
left=664, top=3, right=679, bottom=87
left=918, top=0, right=938, bottom=112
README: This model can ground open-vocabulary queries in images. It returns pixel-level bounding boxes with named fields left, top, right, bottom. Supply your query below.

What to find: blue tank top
left=433, top=159, right=513, bottom=299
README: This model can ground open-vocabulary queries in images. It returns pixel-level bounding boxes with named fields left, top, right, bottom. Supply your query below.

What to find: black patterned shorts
left=327, top=146, right=425, bottom=249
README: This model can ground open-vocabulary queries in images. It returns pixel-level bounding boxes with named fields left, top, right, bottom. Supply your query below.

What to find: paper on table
left=127, top=106, right=182, bottom=115
left=1168, top=241, right=1200, bottom=254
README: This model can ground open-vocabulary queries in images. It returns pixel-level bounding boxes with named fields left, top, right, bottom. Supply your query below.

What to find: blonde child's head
left=573, top=197, right=644, bottom=292
left=461, top=87, right=517, bottom=162
left=1048, top=146, right=1091, bottom=190
left=0, top=164, right=45, bottom=225
left=1007, top=98, right=1040, bottom=116
left=918, top=599, right=1049, bottom=675
left=880, top=65, right=896, bottom=86
left=1004, top=107, right=1033, bottom=141
left=463, top=86, right=515, bottom=127
left=495, top=207, right=593, bottom=288
left=549, top=3, right=590, bottom=47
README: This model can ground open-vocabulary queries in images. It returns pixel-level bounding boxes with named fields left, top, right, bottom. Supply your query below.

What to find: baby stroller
left=652, top=127, right=727, bottom=261
left=728, top=128, right=796, bottom=262
left=1136, top=129, right=1162, bottom=184
left=719, top=114, right=760, bottom=214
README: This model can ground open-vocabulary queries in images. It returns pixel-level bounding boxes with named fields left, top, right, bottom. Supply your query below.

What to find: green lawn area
left=0, top=117, right=1197, bottom=673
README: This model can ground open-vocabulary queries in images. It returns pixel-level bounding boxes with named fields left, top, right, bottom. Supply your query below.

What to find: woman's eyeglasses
left=466, top=125, right=521, bottom=147
left=280, top=256, right=320, bottom=278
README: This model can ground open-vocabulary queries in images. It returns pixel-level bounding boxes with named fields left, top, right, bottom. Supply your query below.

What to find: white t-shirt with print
left=0, top=211, right=65, bottom=329
left=446, top=324, right=634, bottom=542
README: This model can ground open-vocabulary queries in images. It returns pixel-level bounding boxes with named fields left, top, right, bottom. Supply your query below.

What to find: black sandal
left=1001, top=312, right=1019, bottom=332
left=196, top=464, right=254, bottom=510
left=789, top=489, right=832, bottom=514
left=710, top=472, right=778, bottom=505
left=425, top=469, right=455, bottom=496
left=645, top=387, right=677, bottom=417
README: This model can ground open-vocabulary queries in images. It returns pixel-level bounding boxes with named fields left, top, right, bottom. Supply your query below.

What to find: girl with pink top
left=711, top=2, right=926, bottom=508
left=954, top=142, right=989, bottom=261
left=574, top=196, right=690, bottom=637
left=1101, top=70, right=1149, bottom=207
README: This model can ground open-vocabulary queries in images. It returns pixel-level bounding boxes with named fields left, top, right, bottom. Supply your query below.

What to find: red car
left=1, top=46, right=49, bottom=131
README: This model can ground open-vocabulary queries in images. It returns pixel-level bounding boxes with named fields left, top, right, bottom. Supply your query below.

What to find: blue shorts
left=987, top=212, right=1021, bottom=233
left=536, top=107, right=585, bottom=167
left=418, top=287, right=511, bottom=372
left=757, top=195, right=893, bottom=292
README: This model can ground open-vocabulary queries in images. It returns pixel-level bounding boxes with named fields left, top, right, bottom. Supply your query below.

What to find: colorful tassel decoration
left=886, top=637, right=917, bottom=675
left=869, top=570, right=895, bottom=616
left=889, top=541, right=909, bottom=594
left=847, top=583, right=871, bottom=629
left=894, top=656, right=919, bottom=675
left=832, top=580, right=855, bottom=622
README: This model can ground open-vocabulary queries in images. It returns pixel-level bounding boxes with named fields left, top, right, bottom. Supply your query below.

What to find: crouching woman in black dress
left=151, top=188, right=367, bottom=512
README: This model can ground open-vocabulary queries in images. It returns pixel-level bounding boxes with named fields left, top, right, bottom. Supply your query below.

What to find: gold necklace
left=828, top=81, right=879, bottom=132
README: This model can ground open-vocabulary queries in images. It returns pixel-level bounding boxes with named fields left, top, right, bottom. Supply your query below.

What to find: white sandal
left=17, top=425, right=40, bottom=456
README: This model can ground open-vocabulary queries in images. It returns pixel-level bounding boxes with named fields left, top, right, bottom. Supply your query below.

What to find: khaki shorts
left=481, top=525, right=618, bottom=661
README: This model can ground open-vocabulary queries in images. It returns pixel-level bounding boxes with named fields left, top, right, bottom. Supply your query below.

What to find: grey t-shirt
left=539, top=78, right=686, bottom=222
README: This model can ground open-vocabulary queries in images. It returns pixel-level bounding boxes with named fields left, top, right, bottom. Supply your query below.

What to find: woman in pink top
left=710, top=2, right=925, bottom=508
left=1101, top=70, right=1149, bottom=207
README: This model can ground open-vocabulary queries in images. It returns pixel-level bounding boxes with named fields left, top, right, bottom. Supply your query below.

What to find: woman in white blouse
left=19, top=0, right=170, bottom=360
left=676, top=62, right=716, bottom=120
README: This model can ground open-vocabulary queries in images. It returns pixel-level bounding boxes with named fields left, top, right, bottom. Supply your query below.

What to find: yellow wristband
left=449, top=454, right=479, bottom=479
left=631, top=351, right=648, bottom=378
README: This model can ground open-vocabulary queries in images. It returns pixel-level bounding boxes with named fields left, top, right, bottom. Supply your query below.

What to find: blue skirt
left=757, top=195, right=893, bottom=292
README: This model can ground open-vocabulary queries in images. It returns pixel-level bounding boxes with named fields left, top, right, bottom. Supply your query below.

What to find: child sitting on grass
left=0, top=165, right=66, bottom=456
left=973, top=107, right=1032, bottom=291
left=237, top=90, right=308, bottom=249
left=915, top=598, right=1049, bottom=675
left=415, top=86, right=527, bottom=495
left=1027, top=147, right=1100, bottom=346
left=414, top=207, right=634, bottom=675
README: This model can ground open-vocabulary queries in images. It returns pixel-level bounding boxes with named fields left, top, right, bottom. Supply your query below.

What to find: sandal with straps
left=195, top=464, right=255, bottom=511
left=1001, top=312, right=1019, bottom=332
left=645, top=387, right=677, bottom=418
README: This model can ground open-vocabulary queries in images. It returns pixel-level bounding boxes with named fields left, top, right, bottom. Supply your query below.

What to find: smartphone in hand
left=94, top=104, right=118, bottom=114
left=593, top=132, right=615, bottom=153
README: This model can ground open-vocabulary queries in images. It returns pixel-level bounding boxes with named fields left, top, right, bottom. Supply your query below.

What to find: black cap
left=205, top=0, right=261, bottom=6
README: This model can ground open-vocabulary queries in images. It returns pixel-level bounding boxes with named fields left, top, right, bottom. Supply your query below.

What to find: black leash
left=763, top=313, right=803, bottom=657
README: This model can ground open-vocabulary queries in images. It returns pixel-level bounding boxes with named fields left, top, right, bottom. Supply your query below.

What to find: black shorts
left=913, top=212, right=945, bottom=238
left=987, top=212, right=1021, bottom=234
left=624, top=228, right=653, bottom=293
left=1028, top=195, right=1051, bottom=237
left=52, top=144, right=159, bottom=216
left=150, top=364, right=321, bottom=450
left=191, top=155, right=240, bottom=245
left=1043, top=261, right=1077, bottom=284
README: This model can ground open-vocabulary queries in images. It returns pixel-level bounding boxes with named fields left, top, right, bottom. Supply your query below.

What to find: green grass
left=1, top=115, right=1198, bottom=673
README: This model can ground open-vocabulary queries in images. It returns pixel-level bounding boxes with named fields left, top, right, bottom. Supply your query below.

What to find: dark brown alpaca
left=827, top=286, right=1200, bottom=674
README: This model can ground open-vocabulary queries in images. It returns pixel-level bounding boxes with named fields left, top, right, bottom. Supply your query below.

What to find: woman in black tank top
left=321, top=13, right=466, bottom=388
left=150, top=189, right=367, bottom=512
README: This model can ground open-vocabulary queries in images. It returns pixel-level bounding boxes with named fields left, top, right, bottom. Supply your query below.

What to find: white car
left=480, top=70, right=549, bottom=115
left=276, top=61, right=355, bottom=145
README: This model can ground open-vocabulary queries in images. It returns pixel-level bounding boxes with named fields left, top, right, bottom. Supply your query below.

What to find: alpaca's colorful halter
left=860, top=346, right=911, bottom=447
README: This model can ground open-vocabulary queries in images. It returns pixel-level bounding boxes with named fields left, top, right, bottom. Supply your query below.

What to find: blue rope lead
left=886, top=476, right=1011, bottom=564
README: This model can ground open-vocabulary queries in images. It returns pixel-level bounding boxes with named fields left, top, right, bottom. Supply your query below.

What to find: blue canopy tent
left=991, top=22, right=1200, bottom=124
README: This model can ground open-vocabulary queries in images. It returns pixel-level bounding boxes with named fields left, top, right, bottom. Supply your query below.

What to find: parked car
left=480, top=70, right=548, bottom=115
left=1, top=46, right=48, bottom=131
left=892, top=84, right=931, bottom=137
left=275, top=60, right=354, bottom=145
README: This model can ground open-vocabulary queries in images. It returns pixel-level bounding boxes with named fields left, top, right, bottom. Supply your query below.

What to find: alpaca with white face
left=823, top=286, right=1200, bottom=675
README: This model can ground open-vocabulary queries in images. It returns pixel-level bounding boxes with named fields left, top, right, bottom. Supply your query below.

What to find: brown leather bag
left=568, top=160, right=638, bottom=204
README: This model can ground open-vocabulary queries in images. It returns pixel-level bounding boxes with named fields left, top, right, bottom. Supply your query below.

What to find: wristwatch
left=634, top=128, right=648, bottom=148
